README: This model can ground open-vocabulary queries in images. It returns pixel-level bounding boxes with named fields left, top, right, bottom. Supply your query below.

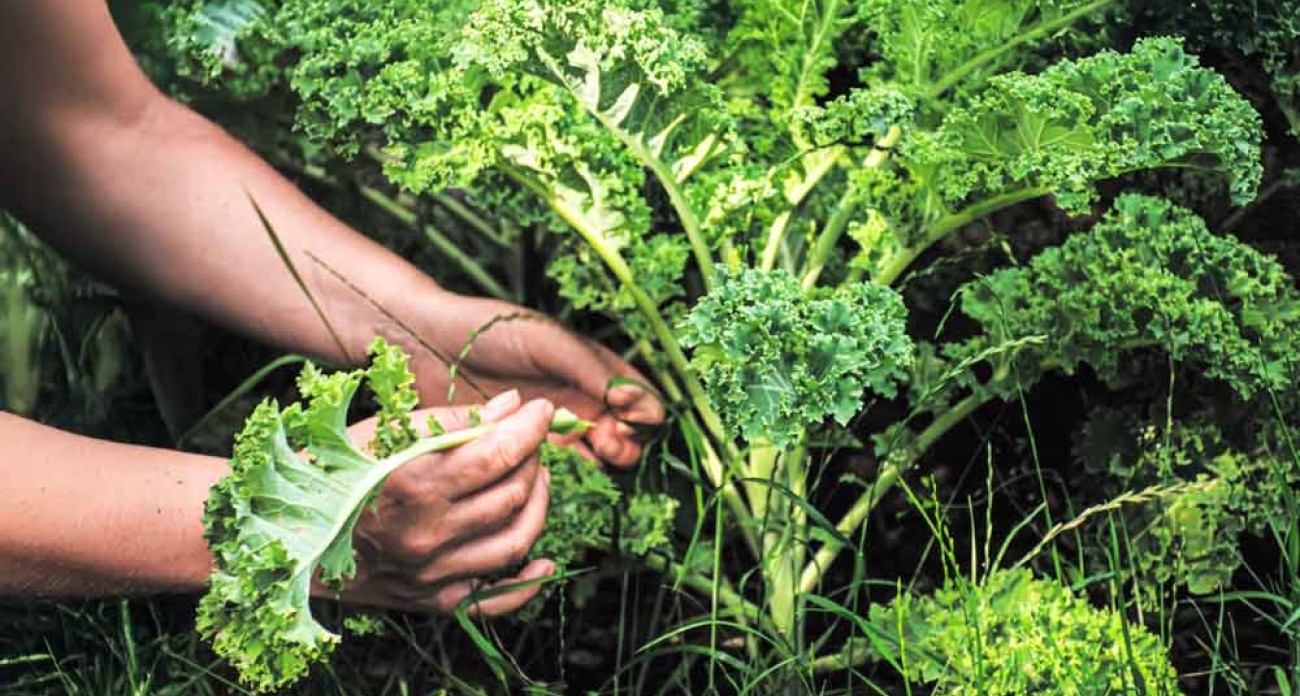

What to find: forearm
left=3, top=95, right=434, bottom=366
left=0, top=413, right=226, bottom=597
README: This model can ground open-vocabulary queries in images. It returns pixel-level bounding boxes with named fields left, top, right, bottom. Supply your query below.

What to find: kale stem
left=642, top=553, right=762, bottom=622
left=925, top=0, right=1118, bottom=98
left=799, top=127, right=901, bottom=288
left=356, top=185, right=511, bottom=301
left=759, top=148, right=842, bottom=272
left=499, top=165, right=737, bottom=462
left=797, top=459, right=901, bottom=595
left=874, top=185, right=1052, bottom=285
left=797, top=390, right=987, bottom=593
left=431, top=192, right=510, bottom=248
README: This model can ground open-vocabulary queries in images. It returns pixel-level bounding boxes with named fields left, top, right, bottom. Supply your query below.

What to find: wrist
left=322, top=257, right=450, bottom=368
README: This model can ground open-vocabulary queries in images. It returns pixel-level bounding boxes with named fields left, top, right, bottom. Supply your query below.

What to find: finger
left=410, top=388, right=522, bottom=436
left=442, top=456, right=544, bottom=540
left=427, top=559, right=556, bottom=616
left=433, top=398, right=554, bottom=497
left=418, top=468, right=550, bottom=583
left=587, top=414, right=642, bottom=468
left=527, top=328, right=663, bottom=423
left=593, top=355, right=666, bottom=426
left=380, top=389, right=526, bottom=491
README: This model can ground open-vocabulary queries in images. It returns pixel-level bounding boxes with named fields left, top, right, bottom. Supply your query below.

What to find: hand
left=401, top=292, right=665, bottom=468
left=336, top=390, right=555, bottom=617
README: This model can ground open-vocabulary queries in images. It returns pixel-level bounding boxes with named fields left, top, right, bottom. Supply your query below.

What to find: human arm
left=0, top=1, right=661, bottom=466
left=0, top=391, right=557, bottom=615
left=0, top=411, right=224, bottom=597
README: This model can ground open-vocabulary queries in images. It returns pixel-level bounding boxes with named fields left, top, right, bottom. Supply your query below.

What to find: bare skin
left=0, top=3, right=662, bottom=613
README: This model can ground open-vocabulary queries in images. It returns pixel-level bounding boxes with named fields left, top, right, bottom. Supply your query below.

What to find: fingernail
left=528, top=398, right=556, bottom=420
left=608, top=385, right=637, bottom=405
left=484, top=389, right=521, bottom=420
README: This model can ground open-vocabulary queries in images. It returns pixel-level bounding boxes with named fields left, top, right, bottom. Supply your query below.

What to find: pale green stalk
left=800, top=127, right=902, bottom=288
left=924, top=0, right=1119, bottom=98
left=759, top=148, right=842, bottom=272
left=641, top=553, right=761, bottom=621
left=357, top=185, right=510, bottom=301
left=873, top=186, right=1051, bottom=285
left=798, top=390, right=987, bottom=594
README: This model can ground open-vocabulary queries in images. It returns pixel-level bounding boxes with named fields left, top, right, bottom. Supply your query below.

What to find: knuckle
left=506, top=537, right=530, bottom=567
left=432, top=591, right=460, bottom=614
left=394, top=531, right=438, bottom=560
left=504, top=481, right=530, bottom=514
left=489, top=432, right=524, bottom=471
left=383, top=469, right=431, bottom=501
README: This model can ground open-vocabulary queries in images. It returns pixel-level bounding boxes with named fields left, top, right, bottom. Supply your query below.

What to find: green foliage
left=953, top=194, right=1300, bottom=400
left=531, top=444, right=620, bottom=568
left=859, top=0, right=1118, bottom=96
left=680, top=269, right=913, bottom=445
left=867, top=569, right=1179, bottom=695
left=909, top=37, right=1263, bottom=217
left=1077, top=412, right=1298, bottom=595
left=534, top=444, right=680, bottom=564
left=133, top=0, right=1298, bottom=691
left=150, top=0, right=283, bottom=99
left=197, top=340, right=662, bottom=691
left=198, top=364, right=388, bottom=692
left=1130, top=0, right=1300, bottom=134
left=619, top=493, right=681, bottom=557
left=0, top=216, right=134, bottom=427
left=363, top=338, right=419, bottom=457
left=724, top=0, right=861, bottom=124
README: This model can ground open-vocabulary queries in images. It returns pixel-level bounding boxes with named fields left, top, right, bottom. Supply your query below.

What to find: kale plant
left=864, top=569, right=1179, bottom=695
left=149, top=0, right=1300, bottom=689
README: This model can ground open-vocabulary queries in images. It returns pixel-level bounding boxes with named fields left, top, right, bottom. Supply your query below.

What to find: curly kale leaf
left=1129, top=0, right=1300, bottom=134
left=1076, top=413, right=1298, bottom=595
left=532, top=443, right=679, bottom=564
left=513, top=445, right=677, bottom=621
left=866, top=569, right=1179, bottom=695
left=681, top=269, right=913, bottom=446
left=198, top=339, right=596, bottom=691
left=794, top=86, right=915, bottom=149
left=456, top=0, right=726, bottom=175
left=149, top=0, right=285, bottom=99
left=620, top=493, right=682, bottom=557
left=549, top=233, right=691, bottom=320
left=199, top=366, right=387, bottom=692
left=953, top=193, right=1300, bottom=401
left=363, top=337, right=420, bottom=457
left=532, top=444, right=621, bottom=568
left=860, top=0, right=1118, bottom=97
left=456, top=0, right=732, bottom=268
left=909, top=37, right=1263, bottom=217
left=725, top=0, right=861, bottom=123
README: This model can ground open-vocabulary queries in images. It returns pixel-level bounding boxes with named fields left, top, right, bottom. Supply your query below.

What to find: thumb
left=409, top=389, right=523, bottom=436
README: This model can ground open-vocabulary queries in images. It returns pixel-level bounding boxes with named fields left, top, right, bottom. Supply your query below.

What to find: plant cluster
left=864, top=568, right=1179, bottom=695
left=130, top=0, right=1300, bottom=692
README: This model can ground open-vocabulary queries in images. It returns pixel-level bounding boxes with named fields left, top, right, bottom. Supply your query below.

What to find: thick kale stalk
left=198, top=339, right=670, bottom=692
